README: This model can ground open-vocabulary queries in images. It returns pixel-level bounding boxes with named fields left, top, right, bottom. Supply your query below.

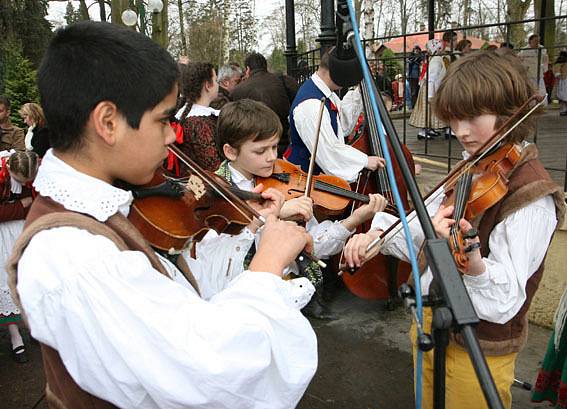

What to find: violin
left=257, top=159, right=371, bottom=219
left=128, top=168, right=262, bottom=252
left=443, top=142, right=521, bottom=272
left=127, top=145, right=326, bottom=268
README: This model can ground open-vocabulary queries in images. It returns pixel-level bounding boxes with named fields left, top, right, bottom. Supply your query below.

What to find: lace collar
left=33, top=149, right=133, bottom=222
left=188, top=104, right=220, bottom=117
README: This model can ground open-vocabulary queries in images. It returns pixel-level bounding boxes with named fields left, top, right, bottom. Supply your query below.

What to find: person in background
left=0, top=96, right=25, bottom=152
left=409, top=39, right=447, bottom=140
left=231, top=52, right=299, bottom=155
left=544, top=64, right=556, bottom=105
left=407, top=45, right=423, bottom=109
left=0, top=150, right=38, bottom=364
left=519, top=34, right=549, bottom=98
left=19, top=102, right=50, bottom=157
left=555, top=51, right=567, bottom=116
left=210, top=64, right=242, bottom=110
left=169, top=62, right=223, bottom=174
left=455, top=39, right=473, bottom=58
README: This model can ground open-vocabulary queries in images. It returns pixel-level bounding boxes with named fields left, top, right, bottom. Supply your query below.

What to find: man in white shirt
left=10, top=21, right=317, bottom=409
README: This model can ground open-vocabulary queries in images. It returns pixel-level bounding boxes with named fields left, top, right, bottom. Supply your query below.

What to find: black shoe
left=417, top=131, right=427, bottom=140
left=301, top=296, right=336, bottom=320
left=427, top=129, right=440, bottom=137
left=12, top=345, right=29, bottom=364
left=560, top=112, right=567, bottom=116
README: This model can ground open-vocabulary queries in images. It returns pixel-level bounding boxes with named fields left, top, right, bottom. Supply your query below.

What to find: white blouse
left=292, top=73, right=368, bottom=182
left=17, top=150, right=318, bottom=409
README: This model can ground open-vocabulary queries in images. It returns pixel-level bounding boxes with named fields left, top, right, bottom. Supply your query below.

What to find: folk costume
left=0, top=152, right=33, bottom=327
left=170, top=103, right=222, bottom=174
left=286, top=72, right=368, bottom=183
left=409, top=39, right=447, bottom=131
left=370, top=143, right=565, bottom=409
left=532, top=287, right=567, bottom=408
left=9, top=149, right=317, bottom=409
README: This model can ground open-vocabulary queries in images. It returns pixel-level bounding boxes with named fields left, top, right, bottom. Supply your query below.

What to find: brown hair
left=19, top=103, right=46, bottom=128
left=8, top=151, right=39, bottom=181
left=433, top=49, right=538, bottom=144
left=216, top=99, right=282, bottom=155
left=455, top=39, right=472, bottom=52
left=181, top=62, right=215, bottom=105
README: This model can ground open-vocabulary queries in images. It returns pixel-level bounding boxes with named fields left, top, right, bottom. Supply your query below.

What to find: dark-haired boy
left=9, top=21, right=317, bottom=409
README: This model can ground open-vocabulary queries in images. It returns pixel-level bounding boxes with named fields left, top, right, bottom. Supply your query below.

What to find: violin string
left=168, top=147, right=255, bottom=224
left=361, top=81, right=393, bottom=205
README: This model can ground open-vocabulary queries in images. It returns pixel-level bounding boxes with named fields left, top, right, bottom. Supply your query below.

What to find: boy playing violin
left=8, top=22, right=320, bottom=409
left=199, top=98, right=386, bottom=318
left=343, top=50, right=565, bottom=408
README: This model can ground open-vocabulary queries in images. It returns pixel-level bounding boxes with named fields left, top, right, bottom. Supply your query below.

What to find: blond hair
left=8, top=151, right=39, bottom=182
left=19, top=103, right=46, bottom=128
left=433, top=49, right=538, bottom=144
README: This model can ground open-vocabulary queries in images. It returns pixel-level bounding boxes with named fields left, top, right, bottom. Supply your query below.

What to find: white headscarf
left=426, top=39, right=444, bottom=56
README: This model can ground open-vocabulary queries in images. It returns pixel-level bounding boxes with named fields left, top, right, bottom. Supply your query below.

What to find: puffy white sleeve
left=17, top=227, right=317, bottom=409
left=293, top=99, right=368, bottom=182
left=462, top=195, right=557, bottom=324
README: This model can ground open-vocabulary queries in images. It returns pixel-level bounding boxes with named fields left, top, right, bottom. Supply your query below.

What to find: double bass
left=341, top=78, right=415, bottom=302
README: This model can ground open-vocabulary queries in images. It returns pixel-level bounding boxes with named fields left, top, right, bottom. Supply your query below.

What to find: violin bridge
left=186, top=175, right=206, bottom=200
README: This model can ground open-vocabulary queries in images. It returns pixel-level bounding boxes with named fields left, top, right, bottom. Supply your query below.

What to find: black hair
left=0, top=96, right=10, bottom=110
left=244, top=53, right=268, bottom=71
left=38, top=21, right=178, bottom=152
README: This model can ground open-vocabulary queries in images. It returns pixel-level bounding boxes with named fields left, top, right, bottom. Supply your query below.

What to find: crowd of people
left=0, top=19, right=566, bottom=409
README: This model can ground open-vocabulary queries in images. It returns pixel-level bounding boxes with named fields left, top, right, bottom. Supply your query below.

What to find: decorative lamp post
left=120, top=0, right=166, bottom=47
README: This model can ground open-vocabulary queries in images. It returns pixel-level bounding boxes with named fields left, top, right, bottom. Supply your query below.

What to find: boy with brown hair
left=343, top=50, right=565, bottom=408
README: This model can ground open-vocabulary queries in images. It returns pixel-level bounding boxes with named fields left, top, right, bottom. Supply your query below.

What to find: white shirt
left=370, top=145, right=558, bottom=324
left=17, top=150, right=318, bottom=409
left=195, top=164, right=353, bottom=281
left=427, top=56, right=446, bottom=100
left=292, top=73, right=368, bottom=182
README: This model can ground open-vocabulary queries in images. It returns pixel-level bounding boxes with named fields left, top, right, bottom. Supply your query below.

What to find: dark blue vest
left=287, top=78, right=338, bottom=173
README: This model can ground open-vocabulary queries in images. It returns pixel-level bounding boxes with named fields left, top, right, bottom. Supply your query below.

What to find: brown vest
left=452, top=145, right=565, bottom=355
left=7, top=195, right=200, bottom=408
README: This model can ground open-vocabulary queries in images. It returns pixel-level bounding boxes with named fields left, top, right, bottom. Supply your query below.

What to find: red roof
left=381, top=32, right=499, bottom=53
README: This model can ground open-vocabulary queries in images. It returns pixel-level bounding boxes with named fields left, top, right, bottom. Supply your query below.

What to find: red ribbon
left=166, top=122, right=184, bottom=176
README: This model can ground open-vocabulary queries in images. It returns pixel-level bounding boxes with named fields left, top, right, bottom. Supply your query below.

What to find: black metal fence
left=291, top=15, right=567, bottom=190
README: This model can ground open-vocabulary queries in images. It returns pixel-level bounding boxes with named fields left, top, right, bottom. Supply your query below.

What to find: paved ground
left=0, top=288, right=553, bottom=409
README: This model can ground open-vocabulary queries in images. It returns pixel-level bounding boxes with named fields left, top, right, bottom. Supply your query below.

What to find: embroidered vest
left=287, top=78, right=338, bottom=173
left=7, top=195, right=200, bottom=408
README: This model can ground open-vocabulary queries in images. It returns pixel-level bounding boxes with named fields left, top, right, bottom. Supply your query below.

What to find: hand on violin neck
left=342, top=194, right=388, bottom=231
left=366, top=156, right=386, bottom=171
left=247, top=184, right=284, bottom=233
left=249, top=215, right=314, bottom=277
left=432, top=204, right=457, bottom=239
left=280, top=197, right=314, bottom=223
left=342, top=229, right=383, bottom=269
left=458, top=219, right=485, bottom=277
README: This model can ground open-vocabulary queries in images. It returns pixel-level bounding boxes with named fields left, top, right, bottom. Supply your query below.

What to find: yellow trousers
left=410, top=308, right=516, bottom=409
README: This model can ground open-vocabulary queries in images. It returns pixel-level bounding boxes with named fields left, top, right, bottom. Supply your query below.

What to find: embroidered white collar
left=33, top=149, right=133, bottom=222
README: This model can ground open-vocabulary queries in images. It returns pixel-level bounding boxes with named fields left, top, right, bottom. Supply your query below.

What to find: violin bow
left=168, top=145, right=327, bottom=268
left=304, top=97, right=327, bottom=198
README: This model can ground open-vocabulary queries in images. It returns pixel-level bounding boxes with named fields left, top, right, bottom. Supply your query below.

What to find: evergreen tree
left=64, top=1, right=82, bottom=25
left=1, top=41, right=38, bottom=128
left=229, top=0, right=256, bottom=54
left=0, top=0, right=52, bottom=68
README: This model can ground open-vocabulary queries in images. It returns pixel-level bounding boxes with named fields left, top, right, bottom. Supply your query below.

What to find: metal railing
left=291, top=16, right=567, bottom=190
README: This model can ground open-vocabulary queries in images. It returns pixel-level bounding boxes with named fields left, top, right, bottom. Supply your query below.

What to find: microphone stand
left=335, top=1, right=504, bottom=408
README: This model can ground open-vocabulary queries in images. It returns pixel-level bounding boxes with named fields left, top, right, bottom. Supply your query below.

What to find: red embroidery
left=329, top=100, right=338, bottom=112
